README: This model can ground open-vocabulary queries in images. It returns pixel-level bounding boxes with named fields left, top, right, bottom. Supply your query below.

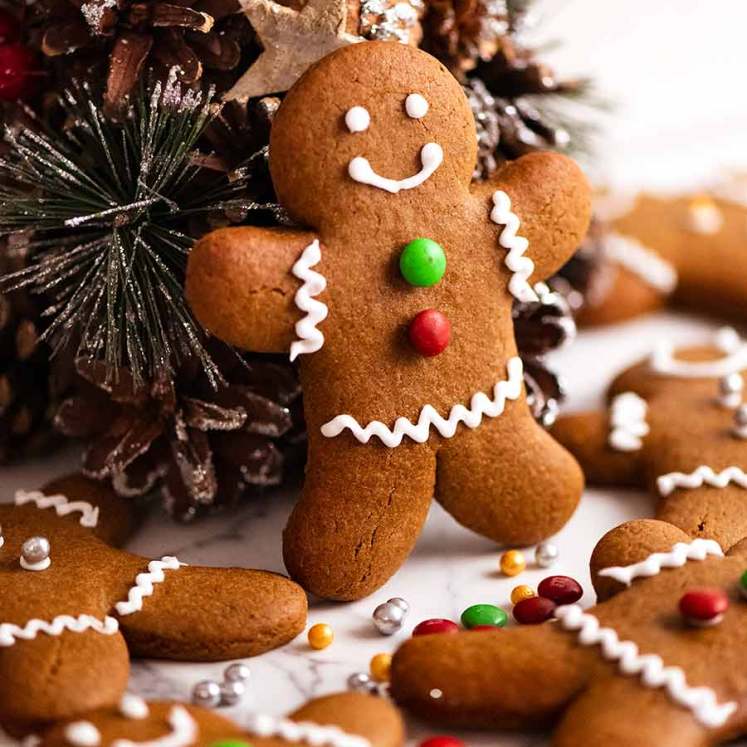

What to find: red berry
left=418, top=737, right=465, bottom=747
left=412, top=618, right=459, bottom=637
left=679, top=587, right=729, bottom=626
left=513, top=596, right=556, bottom=624
left=408, top=309, right=451, bottom=357
left=0, top=44, right=37, bottom=101
left=0, top=9, right=20, bottom=44
left=538, top=575, right=583, bottom=605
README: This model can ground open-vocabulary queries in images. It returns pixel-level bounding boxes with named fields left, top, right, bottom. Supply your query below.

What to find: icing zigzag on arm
left=657, top=466, right=747, bottom=496
left=608, top=392, right=649, bottom=452
left=0, top=614, right=119, bottom=647
left=290, top=240, right=328, bottom=361
left=115, top=557, right=184, bottom=616
left=14, top=489, right=99, bottom=528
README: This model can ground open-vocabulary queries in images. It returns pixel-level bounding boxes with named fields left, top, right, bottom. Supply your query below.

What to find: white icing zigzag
left=115, top=557, right=184, bottom=617
left=14, top=489, right=99, bottom=528
left=110, top=705, right=198, bottom=747
left=247, top=713, right=371, bottom=747
left=598, top=538, right=723, bottom=586
left=0, top=614, right=119, bottom=647
left=657, top=465, right=747, bottom=497
left=650, top=327, right=747, bottom=379
left=555, top=605, right=737, bottom=728
left=490, top=190, right=538, bottom=303
left=290, top=240, right=328, bottom=362
left=604, top=232, right=678, bottom=294
left=321, top=356, right=523, bottom=447
left=608, top=392, right=649, bottom=452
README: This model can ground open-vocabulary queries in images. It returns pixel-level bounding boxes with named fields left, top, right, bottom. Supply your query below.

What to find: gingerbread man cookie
left=551, top=327, right=747, bottom=550
left=0, top=474, right=307, bottom=735
left=185, top=41, right=591, bottom=600
left=39, top=692, right=404, bottom=747
left=391, top=518, right=747, bottom=746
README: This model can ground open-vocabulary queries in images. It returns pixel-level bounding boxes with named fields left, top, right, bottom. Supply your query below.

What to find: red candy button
left=513, top=596, right=556, bottom=625
left=409, top=309, right=451, bottom=357
left=418, top=738, right=465, bottom=747
left=679, top=587, right=729, bottom=626
left=538, top=575, right=583, bottom=605
left=412, top=618, right=459, bottom=637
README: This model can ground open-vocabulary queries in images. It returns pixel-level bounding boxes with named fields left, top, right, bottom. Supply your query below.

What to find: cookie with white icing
left=39, top=692, right=404, bottom=747
left=391, top=518, right=747, bottom=746
left=551, top=328, right=747, bottom=549
left=0, top=474, right=307, bottom=735
left=185, top=40, right=591, bottom=601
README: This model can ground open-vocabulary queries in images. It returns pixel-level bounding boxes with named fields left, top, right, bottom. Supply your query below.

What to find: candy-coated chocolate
left=307, top=623, right=334, bottom=649
left=538, top=575, right=583, bottom=604
left=409, top=309, right=451, bottom=357
left=511, top=584, right=536, bottom=605
left=209, top=742, right=253, bottom=747
left=679, top=587, right=729, bottom=625
left=412, top=618, right=459, bottom=636
left=500, top=549, right=526, bottom=577
left=400, top=238, right=447, bottom=287
left=418, top=737, right=466, bottom=747
left=461, top=603, right=508, bottom=629
left=513, top=596, right=556, bottom=624
left=370, top=652, right=393, bottom=682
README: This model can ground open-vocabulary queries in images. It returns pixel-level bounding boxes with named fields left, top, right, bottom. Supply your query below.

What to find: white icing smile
left=348, top=142, right=443, bottom=194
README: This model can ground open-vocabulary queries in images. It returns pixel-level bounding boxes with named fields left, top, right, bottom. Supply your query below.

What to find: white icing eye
left=345, top=106, right=370, bottom=133
left=405, top=93, right=429, bottom=119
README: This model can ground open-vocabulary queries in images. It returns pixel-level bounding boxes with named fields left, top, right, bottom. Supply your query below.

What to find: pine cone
left=54, top=341, right=303, bottom=521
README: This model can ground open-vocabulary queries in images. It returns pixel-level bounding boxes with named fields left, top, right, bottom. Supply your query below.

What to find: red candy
left=409, top=309, right=451, bottom=357
left=418, top=737, right=465, bottom=747
left=513, top=596, right=556, bottom=625
left=412, top=618, right=459, bottom=637
left=0, top=44, right=37, bottom=101
left=0, top=9, right=20, bottom=45
left=538, top=575, right=583, bottom=605
left=679, top=587, right=729, bottom=626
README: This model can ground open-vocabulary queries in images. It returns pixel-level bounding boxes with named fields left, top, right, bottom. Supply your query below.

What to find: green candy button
left=461, top=603, right=508, bottom=629
left=208, top=742, right=253, bottom=747
left=400, top=238, right=446, bottom=287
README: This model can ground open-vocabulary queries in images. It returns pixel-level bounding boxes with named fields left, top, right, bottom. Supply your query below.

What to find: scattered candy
left=412, top=618, right=459, bottom=637
left=538, top=575, right=583, bottom=605
left=370, top=652, right=392, bottom=682
left=192, top=680, right=221, bottom=708
left=208, top=742, right=253, bottom=747
left=409, top=309, right=451, bottom=357
left=534, top=542, right=559, bottom=568
left=741, top=570, right=747, bottom=599
left=418, top=736, right=466, bottom=747
left=679, top=587, right=729, bottom=626
left=400, top=238, right=447, bottom=287
left=347, top=671, right=377, bottom=694
left=373, top=597, right=409, bottom=635
left=513, top=596, right=556, bottom=625
left=500, top=549, right=526, bottom=577
left=460, top=603, right=507, bottom=629
left=219, top=679, right=245, bottom=706
left=20, top=536, right=51, bottom=571
left=307, top=623, right=334, bottom=650
left=224, top=662, right=251, bottom=683
left=510, top=585, right=536, bottom=605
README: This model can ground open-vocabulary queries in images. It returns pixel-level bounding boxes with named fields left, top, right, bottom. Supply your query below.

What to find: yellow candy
left=307, top=623, right=334, bottom=650
left=370, top=652, right=392, bottom=682
left=500, top=550, right=526, bottom=577
left=511, top=584, right=536, bottom=605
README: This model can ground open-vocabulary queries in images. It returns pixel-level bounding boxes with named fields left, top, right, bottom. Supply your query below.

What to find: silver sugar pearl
left=219, top=679, right=245, bottom=706
left=387, top=597, right=410, bottom=614
left=192, top=680, right=221, bottom=708
left=535, top=542, right=559, bottom=568
left=223, top=662, right=251, bottom=683
left=21, top=536, right=50, bottom=566
left=373, top=600, right=406, bottom=635
left=720, top=373, right=743, bottom=396
left=347, top=672, right=376, bottom=694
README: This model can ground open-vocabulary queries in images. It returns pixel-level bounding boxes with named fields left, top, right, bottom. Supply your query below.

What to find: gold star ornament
left=225, top=0, right=362, bottom=101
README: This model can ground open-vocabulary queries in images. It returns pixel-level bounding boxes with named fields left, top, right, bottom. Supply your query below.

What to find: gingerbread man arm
left=473, top=151, right=592, bottom=286
left=185, top=226, right=317, bottom=353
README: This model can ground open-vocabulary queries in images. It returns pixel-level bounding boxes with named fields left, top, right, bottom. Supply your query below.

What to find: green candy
left=460, top=603, right=508, bottom=629
left=400, top=238, right=446, bottom=287
left=741, top=569, right=747, bottom=593
left=208, top=742, right=253, bottom=747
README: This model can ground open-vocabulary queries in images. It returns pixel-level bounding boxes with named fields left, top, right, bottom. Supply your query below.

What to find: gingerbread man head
left=392, top=518, right=747, bottom=747
left=552, top=327, right=747, bottom=550
left=0, top=474, right=306, bottom=735
left=186, top=41, right=591, bottom=601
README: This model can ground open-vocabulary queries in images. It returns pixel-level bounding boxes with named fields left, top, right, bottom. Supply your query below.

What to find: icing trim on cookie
left=109, top=705, right=198, bottom=747
left=657, top=465, right=747, bottom=496
left=608, top=392, right=649, bottom=452
left=555, top=604, right=737, bottom=728
left=650, top=327, right=747, bottom=379
left=490, top=190, right=538, bottom=303
left=64, top=721, right=101, bottom=746
left=604, top=232, right=678, bottom=294
left=246, top=713, right=371, bottom=747
left=598, top=538, right=723, bottom=586
left=119, top=693, right=150, bottom=720
left=321, top=356, right=523, bottom=447
left=345, top=106, right=370, bottom=133
left=348, top=142, right=443, bottom=194
left=290, top=240, right=328, bottom=362
left=15, top=489, right=100, bottom=528
left=0, top=614, right=119, bottom=647
left=115, top=557, right=184, bottom=616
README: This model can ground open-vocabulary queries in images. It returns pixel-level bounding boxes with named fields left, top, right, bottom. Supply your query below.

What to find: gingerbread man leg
left=283, top=436, right=435, bottom=601
left=435, top=405, right=584, bottom=545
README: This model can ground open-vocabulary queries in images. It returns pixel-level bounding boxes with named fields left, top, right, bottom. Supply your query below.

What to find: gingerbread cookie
left=186, top=41, right=591, bottom=600
left=551, top=327, right=747, bottom=550
left=0, top=474, right=307, bottom=734
left=391, top=518, right=747, bottom=745
left=40, top=692, right=404, bottom=747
